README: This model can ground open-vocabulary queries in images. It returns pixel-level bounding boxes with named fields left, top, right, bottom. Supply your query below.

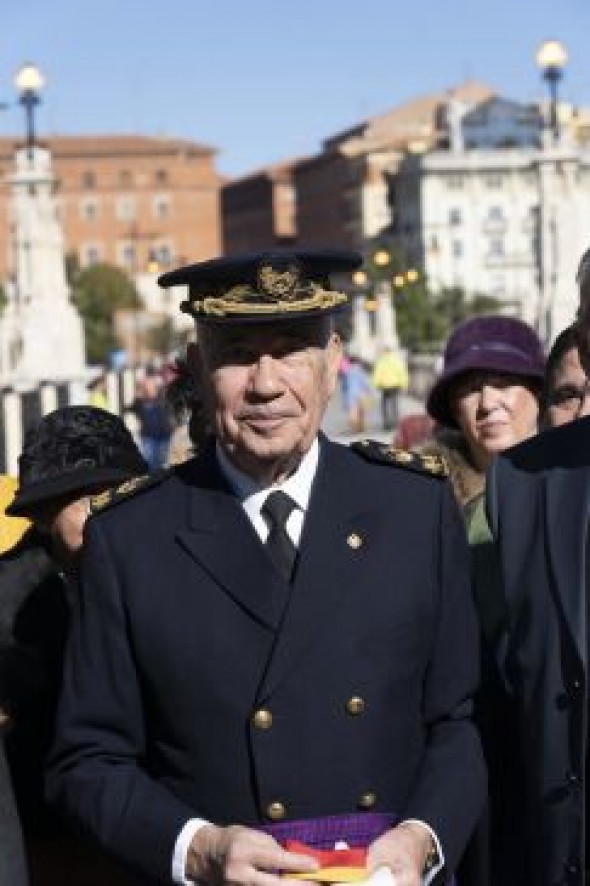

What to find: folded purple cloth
left=260, top=812, right=396, bottom=849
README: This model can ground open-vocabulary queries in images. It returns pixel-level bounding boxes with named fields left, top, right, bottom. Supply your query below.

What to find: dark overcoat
left=487, top=416, right=590, bottom=886
left=47, top=438, right=486, bottom=884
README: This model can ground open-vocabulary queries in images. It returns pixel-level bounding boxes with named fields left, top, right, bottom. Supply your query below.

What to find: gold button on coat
left=266, top=801, right=287, bottom=820
left=347, top=533, right=362, bottom=549
left=346, top=696, right=365, bottom=715
left=358, top=791, right=377, bottom=809
left=252, top=709, right=273, bottom=730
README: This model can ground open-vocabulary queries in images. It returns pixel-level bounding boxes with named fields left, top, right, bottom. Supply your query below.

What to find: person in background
left=542, top=323, right=590, bottom=427
left=423, top=315, right=545, bottom=886
left=47, top=250, right=485, bottom=886
left=340, top=353, right=374, bottom=433
left=132, top=365, right=172, bottom=470
left=424, top=315, right=545, bottom=520
left=1, top=406, right=147, bottom=885
left=371, top=346, right=409, bottom=430
left=485, top=251, right=590, bottom=885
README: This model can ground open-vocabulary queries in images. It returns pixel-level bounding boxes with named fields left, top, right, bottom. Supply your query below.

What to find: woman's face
left=451, top=370, right=540, bottom=470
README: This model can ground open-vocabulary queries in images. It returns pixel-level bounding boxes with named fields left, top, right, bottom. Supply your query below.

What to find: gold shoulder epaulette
left=90, top=469, right=170, bottom=514
left=351, top=439, right=449, bottom=478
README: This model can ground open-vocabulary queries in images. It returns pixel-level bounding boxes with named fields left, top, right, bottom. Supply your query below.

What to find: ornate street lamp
left=14, top=62, right=45, bottom=157
left=535, top=40, right=568, bottom=142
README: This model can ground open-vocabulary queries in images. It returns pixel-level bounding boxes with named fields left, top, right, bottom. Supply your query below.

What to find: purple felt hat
left=427, top=315, right=546, bottom=428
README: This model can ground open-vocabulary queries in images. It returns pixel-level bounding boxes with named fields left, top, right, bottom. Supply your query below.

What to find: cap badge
left=257, top=262, right=300, bottom=301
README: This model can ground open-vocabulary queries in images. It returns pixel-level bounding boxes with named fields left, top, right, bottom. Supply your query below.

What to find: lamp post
left=14, top=63, right=45, bottom=159
left=535, top=40, right=568, bottom=142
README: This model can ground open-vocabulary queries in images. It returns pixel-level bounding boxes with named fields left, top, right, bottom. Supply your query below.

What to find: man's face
left=545, top=346, right=590, bottom=427
left=197, top=318, right=342, bottom=482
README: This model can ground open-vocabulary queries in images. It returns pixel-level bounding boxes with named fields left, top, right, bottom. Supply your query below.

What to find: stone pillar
left=39, top=383, right=58, bottom=415
left=3, top=393, right=23, bottom=476
left=374, top=281, right=400, bottom=351
left=1, top=146, right=86, bottom=384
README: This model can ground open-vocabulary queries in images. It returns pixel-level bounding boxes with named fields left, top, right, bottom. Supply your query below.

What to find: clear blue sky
left=1, top=0, right=588, bottom=177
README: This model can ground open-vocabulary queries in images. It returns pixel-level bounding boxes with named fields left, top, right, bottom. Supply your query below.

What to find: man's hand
left=186, top=823, right=319, bottom=886
left=366, top=822, right=435, bottom=886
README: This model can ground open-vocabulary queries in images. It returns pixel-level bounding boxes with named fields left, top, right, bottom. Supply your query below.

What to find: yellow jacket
left=0, top=476, right=31, bottom=554
left=372, top=351, right=409, bottom=390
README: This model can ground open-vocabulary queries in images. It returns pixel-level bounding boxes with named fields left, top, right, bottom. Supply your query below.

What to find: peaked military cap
left=158, top=249, right=362, bottom=323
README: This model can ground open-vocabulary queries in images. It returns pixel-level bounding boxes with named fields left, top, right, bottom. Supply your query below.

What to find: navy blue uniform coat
left=47, top=438, right=485, bottom=884
left=487, top=417, right=590, bottom=886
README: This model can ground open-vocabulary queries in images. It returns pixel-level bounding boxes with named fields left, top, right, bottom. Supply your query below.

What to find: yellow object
left=289, top=868, right=367, bottom=882
left=0, top=476, right=31, bottom=554
left=371, top=352, right=409, bottom=391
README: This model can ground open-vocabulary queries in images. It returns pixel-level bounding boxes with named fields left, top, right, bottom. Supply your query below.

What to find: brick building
left=0, top=135, right=222, bottom=281
left=221, top=159, right=299, bottom=254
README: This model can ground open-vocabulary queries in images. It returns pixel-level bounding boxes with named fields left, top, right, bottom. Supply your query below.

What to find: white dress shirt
left=171, top=440, right=443, bottom=885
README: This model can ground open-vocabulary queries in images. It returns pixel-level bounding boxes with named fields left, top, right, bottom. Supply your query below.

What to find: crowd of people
left=0, top=244, right=590, bottom=886
left=338, top=346, right=409, bottom=434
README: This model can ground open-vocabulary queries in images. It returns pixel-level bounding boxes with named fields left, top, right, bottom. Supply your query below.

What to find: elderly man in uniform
left=47, top=251, right=485, bottom=886
left=486, top=249, right=590, bottom=886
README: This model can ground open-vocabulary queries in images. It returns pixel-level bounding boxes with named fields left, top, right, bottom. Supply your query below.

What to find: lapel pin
left=347, top=532, right=363, bottom=549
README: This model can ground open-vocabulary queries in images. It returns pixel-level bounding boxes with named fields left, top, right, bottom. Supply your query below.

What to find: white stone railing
left=0, top=370, right=138, bottom=475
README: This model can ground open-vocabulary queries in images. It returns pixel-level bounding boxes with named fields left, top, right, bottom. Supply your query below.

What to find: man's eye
left=551, top=386, right=581, bottom=405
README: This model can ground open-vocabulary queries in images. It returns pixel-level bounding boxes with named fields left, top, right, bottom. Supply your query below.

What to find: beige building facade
left=0, top=135, right=222, bottom=282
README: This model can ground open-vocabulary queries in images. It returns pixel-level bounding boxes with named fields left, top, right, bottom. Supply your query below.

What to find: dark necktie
left=262, top=490, right=297, bottom=582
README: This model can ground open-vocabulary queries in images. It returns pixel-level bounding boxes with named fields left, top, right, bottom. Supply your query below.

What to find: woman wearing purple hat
left=424, top=314, right=545, bottom=516
left=425, top=314, right=545, bottom=886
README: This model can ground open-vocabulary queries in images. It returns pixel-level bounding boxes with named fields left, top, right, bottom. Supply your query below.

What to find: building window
left=447, top=174, right=464, bottom=189
left=489, top=238, right=505, bottom=258
left=153, top=194, right=171, bottom=220
left=82, top=170, right=96, bottom=189
left=119, top=169, right=133, bottom=187
left=118, top=243, right=137, bottom=269
left=82, top=243, right=102, bottom=266
left=152, top=244, right=173, bottom=268
left=488, top=205, right=504, bottom=221
left=155, top=169, right=168, bottom=185
left=449, top=208, right=462, bottom=226
left=485, top=173, right=503, bottom=189
left=116, top=196, right=136, bottom=221
left=452, top=240, right=463, bottom=259
left=80, top=197, right=100, bottom=222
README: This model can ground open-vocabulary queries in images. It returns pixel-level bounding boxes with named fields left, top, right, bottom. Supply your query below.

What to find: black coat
left=0, top=536, right=140, bottom=886
left=47, top=438, right=486, bottom=884
left=487, top=416, right=590, bottom=886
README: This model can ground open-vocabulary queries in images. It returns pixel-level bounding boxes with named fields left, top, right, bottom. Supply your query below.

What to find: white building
left=392, top=137, right=590, bottom=342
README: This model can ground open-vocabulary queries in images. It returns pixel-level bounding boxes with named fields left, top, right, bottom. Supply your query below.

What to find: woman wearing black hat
left=0, top=406, right=147, bottom=885
left=424, top=316, right=545, bottom=886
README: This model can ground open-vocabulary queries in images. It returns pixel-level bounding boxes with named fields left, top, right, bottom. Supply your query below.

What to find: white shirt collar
left=215, top=438, right=320, bottom=513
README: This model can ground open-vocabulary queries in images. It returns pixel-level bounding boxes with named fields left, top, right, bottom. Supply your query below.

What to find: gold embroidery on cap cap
left=257, top=263, right=300, bottom=300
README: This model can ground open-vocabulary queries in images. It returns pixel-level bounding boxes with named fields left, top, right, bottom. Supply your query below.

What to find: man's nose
left=250, top=353, right=283, bottom=396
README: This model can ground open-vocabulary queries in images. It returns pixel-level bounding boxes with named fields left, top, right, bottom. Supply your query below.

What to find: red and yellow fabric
left=285, top=841, right=368, bottom=882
